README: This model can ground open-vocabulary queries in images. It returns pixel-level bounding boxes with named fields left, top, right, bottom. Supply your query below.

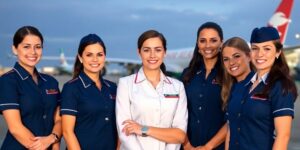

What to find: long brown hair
left=221, top=37, right=252, bottom=110
left=73, top=34, right=106, bottom=78
left=182, top=22, right=224, bottom=85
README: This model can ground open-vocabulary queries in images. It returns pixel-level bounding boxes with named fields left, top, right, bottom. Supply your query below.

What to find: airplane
left=13, top=0, right=298, bottom=77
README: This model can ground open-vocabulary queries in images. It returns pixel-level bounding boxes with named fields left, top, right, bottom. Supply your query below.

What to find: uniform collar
left=248, top=72, right=269, bottom=85
left=78, top=71, right=110, bottom=88
left=13, top=62, right=47, bottom=81
left=134, top=67, right=172, bottom=84
left=241, top=71, right=255, bottom=86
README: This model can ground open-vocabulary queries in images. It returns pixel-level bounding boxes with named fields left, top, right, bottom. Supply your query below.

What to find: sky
left=0, top=0, right=299, bottom=67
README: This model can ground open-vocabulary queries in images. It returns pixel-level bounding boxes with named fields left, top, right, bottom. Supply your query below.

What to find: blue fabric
left=60, top=71, right=117, bottom=149
left=181, top=64, right=225, bottom=150
left=250, top=26, right=280, bottom=43
left=227, top=72, right=294, bottom=150
left=0, top=62, right=60, bottom=149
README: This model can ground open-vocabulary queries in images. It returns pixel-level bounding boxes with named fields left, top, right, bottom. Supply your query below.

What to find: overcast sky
left=0, top=0, right=299, bottom=67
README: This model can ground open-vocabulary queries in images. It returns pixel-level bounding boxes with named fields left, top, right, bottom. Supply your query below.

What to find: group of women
left=0, top=22, right=296, bottom=150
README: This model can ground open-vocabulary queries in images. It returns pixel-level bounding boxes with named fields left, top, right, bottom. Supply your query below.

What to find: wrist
left=51, top=133, right=60, bottom=144
left=141, top=126, right=149, bottom=137
left=204, top=143, right=213, bottom=150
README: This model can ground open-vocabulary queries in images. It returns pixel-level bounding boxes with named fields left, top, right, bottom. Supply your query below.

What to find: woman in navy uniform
left=61, top=34, right=117, bottom=149
left=0, top=26, right=61, bottom=149
left=220, top=37, right=254, bottom=149
left=227, top=27, right=297, bottom=150
left=181, top=22, right=226, bottom=150
left=116, top=30, right=188, bottom=150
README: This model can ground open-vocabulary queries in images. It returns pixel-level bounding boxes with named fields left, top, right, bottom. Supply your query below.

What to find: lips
left=26, top=56, right=38, bottom=62
left=230, top=66, right=239, bottom=71
left=90, top=64, right=100, bottom=68
left=255, top=59, right=267, bottom=64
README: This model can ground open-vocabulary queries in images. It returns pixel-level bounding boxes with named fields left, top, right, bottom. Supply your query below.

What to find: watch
left=141, top=126, right=149, bottom=137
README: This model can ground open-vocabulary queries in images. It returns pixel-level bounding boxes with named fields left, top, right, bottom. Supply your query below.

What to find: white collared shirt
left=116, top=68, right=188, bottom=150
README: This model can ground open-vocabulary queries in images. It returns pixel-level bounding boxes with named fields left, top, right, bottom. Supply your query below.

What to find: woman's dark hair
left=221, top=37, right=252, bottom=110
left=137, top=30, right=167, bottom=74
left=73, top=34, right=106, bottom=78
left=182, top=22, right=223, bottom=84
left=254, top=40, right=298, bottom=100
left=13, top=26, right=43, bottom=48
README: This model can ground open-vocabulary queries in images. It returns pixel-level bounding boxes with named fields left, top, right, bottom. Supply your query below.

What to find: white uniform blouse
left=116, top=68, right=188, bottom=150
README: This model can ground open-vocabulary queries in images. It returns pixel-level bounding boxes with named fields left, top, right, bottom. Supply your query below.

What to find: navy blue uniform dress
left=227, top=73, right=295, bottom=150
left=182, top=63, right=225, bottom=149
left=60, top=71, right=117, bottom=150
left=0, top=62, right=60, bottom=149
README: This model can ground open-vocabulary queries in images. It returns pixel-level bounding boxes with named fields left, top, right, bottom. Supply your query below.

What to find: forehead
left=222, top=47, right=244, bottom=56
left=199, top=28, right=220, bottom=38
left=251, top=41, right=274, bottom=47
left=21, top=35, right=42, bottom=44
left=83, top=43, right=104, bottom=52
left=142, top=37, right=163, bottom=47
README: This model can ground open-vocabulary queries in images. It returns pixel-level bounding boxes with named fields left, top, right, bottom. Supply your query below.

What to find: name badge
left=164, top=94, right=179, bottom=99
left=250, top=95, right=268, bottom=101
left=46, top=89, right=59, bottom=95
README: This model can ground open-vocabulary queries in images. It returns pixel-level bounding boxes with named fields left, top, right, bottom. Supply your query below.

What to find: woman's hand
left=122, top=120, right=142, bottom=136
left=28, top=135, right=55, bottom=150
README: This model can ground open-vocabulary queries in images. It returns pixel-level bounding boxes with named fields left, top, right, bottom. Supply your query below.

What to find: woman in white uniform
left=116, top=30, right=188, bottom=150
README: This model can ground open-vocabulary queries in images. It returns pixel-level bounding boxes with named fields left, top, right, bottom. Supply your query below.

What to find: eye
left=211, top=39, right=218, bottom=43
left=223, top=57, right=229, bottom=62
left=35, top=45, right=42, bottom=49
left=233, top=54, right=241, bottom=59
left=23, top=45, right=30, bottom=49
left=199, top=39, right=206, bottom=43
left=155, top=48, right=163, bottom=52
left=86, top=53, right=93, bottom=57
left=97, top=53, right=104, bottom=57
left=142, top=48, right=150, bottom=52
left=251, top=47, right=258, bottom=51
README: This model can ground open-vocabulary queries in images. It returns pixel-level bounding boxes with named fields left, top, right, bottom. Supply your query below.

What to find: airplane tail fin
left=60, top=48, right=68, bottom=66
left=268, top=0, right=294, bottom=44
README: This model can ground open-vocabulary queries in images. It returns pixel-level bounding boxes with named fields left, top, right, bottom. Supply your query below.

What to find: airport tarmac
left=0, top=75, right=299, bottom=149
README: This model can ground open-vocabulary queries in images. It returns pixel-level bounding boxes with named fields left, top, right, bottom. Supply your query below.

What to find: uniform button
left=199, top=94, right=203, bottom=98
left=238, top=113, right=241, bottom=117
left=235, top=141, right=239, bottom=145
left=198, top=106, right=202, bottom=110
left=43, top=115, right=47, bottom=119
left=241, top=100, right=245, bottom=104
left=197, top=120, right=200, bottom=123
left=105, top=117, right=109, bottom=121
left=237, top=128, right=240, bottom=131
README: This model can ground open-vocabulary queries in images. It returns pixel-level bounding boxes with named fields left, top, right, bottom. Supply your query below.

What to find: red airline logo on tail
left=268, top=0, right=293, bottom=44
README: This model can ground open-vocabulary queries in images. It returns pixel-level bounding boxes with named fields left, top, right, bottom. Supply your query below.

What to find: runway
left=0, top=75, right=299, bottom=149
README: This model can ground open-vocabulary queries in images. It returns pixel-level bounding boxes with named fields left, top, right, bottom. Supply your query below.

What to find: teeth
left=256, top=59, right=266, bottom=64
left=90, top=64, right=99, bottom=67
left=230, top=66, right=238, bottom=71
left=204, top=50, right=213, bottom=54
left=148, top=60, right=158, bottom=64
left=27, top=57, right=37, bottom=61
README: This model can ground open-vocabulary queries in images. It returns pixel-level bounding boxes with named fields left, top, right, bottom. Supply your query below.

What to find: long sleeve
left=116, top=77, right=143, bottom=150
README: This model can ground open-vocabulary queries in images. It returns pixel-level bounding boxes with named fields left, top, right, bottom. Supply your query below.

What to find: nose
left=257, top=49, right=264, bottom=57
left=229, top=58, right=235, bottom=65
left=92, top=55, right=98, bottom=61
left=150, top=50, right=155, bottom=58
left=31, top=47, right=37, bottom=55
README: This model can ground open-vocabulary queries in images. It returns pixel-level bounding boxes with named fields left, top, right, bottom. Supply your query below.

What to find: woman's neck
left=203, top=57, right=218, bottom=71
left=143, top=68, right=161, bottom=88
left=19, top=62, right=35, bottom=76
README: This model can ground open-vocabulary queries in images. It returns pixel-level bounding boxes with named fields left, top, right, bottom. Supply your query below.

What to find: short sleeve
left=60, top=83, right=78, bottom=116
left=270, top=82, right=295, bottom=118
left=0, top=75, right=20, bottom=111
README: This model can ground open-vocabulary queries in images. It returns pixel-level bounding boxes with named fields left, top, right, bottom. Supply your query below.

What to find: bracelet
left=51, top=133, right=60, bottom=143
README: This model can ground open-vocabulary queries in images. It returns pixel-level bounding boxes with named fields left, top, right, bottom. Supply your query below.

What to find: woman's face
left=250, top=41, right=281, bottom=76
left=78, top=43, right=106, bottom=75
left=222, top=47, right=251, bottom=82
left=12, top=34, right=42, bottom=71
left=139, top=37, right=166, bottom=72
left=197, top=28, right=222, bottom=60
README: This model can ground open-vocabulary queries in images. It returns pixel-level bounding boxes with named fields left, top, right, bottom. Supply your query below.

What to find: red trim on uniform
left=134, top=73, right=138, bottom=84
left=46, top=89, right=59, bottom=95
left=165, top=95, right=179, bottom=99
left=164, top=77, right=172, bottom=84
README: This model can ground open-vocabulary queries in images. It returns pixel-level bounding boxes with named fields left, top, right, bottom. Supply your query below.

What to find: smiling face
left=78, top=43, right=106, bottom=75
left=139, top=37, right=166, bottom=72
left=12, top=34, right=42, bottom=72
left=197, top=28, right=222, bottom=60
left=222, top=46, right=251, bottom=82
left=250, top=41, right=281, bottom=76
